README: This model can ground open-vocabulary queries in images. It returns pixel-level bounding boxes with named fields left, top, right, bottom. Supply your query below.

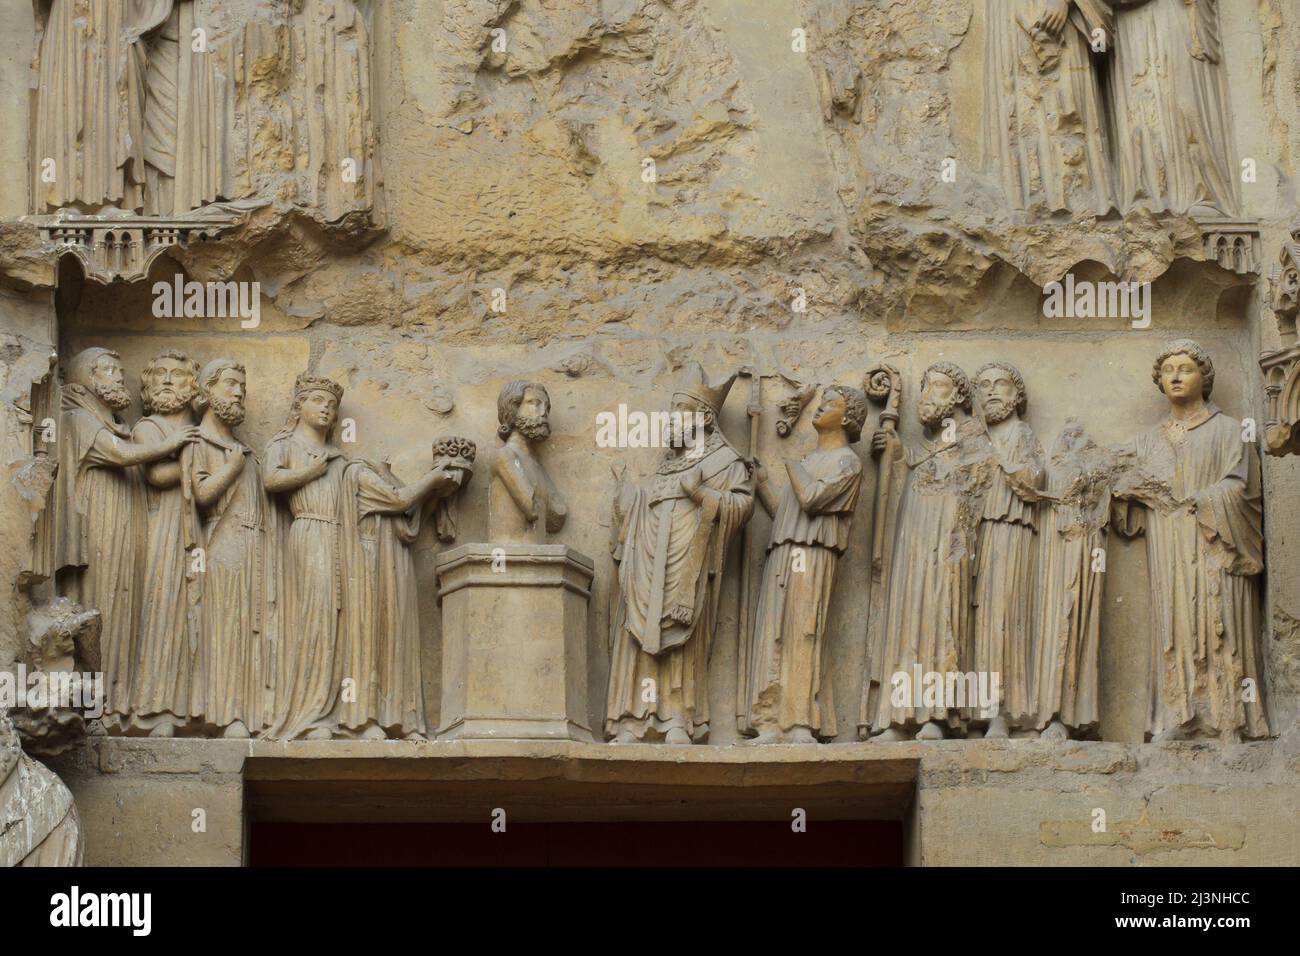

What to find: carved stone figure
left=983, top=0, right=1115, bottom=215
left=605, top=364, right=754, bottom=745
left=1033, top=421, right=1113, bottom=741
left=181, top=359, right=271, bottom=738
left=127, top=349, right=202, bottom=736
left=31, top=1, right=232, bottom=215
left=489, top=381, right=567, bottom=543
left=0, top=708, right=83, bottom=867
left=971, top=362, right=1044, bottom=737
left=1110, top=0, right=1239, bottom=216
left=299, top=0, right=378, bottom=222
left=742, top=385, right=866, bottom=744
left=263, top=374, right=468, bottom=740
left=1112, top=341, right=1270, bottom=741
left=860, top=363, right=996, bottom=741
left=51, top=348, right=199, bottom=724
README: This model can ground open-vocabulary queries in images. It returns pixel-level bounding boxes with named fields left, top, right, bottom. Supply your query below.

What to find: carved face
left=813, top=390, right=847, bottom=432
left=91, top=356, right=131, bottom=410
left=918, top=371, right=959, bottom=427
left=209, top=368, right=247, bottom=426
left=977, top=367, right=1019, bottom=424
left=299, top=389, right=339, bottom=432
left=1158, top=352, right=1203, bottom=406
left=145, top=357, right=198, bottom=414
left=514, top=385, right=551, bottom=441
left=668, top=399, right=711, bottom=448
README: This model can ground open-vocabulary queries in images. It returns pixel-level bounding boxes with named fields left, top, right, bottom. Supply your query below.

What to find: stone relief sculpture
left=489, top=381, right=567, bottom=543
left=606, top=363, right=754, bottom=744
left=181, top=359, right=272, bottom=739
left=1112, top=340, right=1270, bottom=741
left=982, top=0, right=1115, bottom=215
left=1261, top=226, right=1300, bottom=456
left=50, top=348, right=199, bottom=724
left=860, top=363, right=996, bottom=741
left=970, top=362, right=1044, bottom=738
left=298, top=0, right=379, bottom=223
left=263, top=374, right=468, bottom=740
left=31, top=0, right=233, bottom=216
left=741, top=385, right=866, bottom=744
left=1032, top=421, right=1114, bottom=741
left=127, top=350, right=203, bottom=737
left=0, top=707, right=83, bottom=867
left=1110, top=0, right=1240, bottom=217
left=1, top=599, right=101, bottom=867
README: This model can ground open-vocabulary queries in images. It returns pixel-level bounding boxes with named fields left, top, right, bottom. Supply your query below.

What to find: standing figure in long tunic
left=1033, top=421, right=1112, bottom=741
left=51, top=348, right=199, bottom=725
left=128, top=349, right=202, bottom=736
left=183, top=359, right=271, bottom=738
left=263, top=373, right=469, bottom=740
left=1110, top=0, right=1240, bottom=216
left=262, top=375, right=352, bottom=741
left=971, top=362, right=1044, bottom=737
left=605, top=364, right=754, bottom=745
left=982, top=0, right=1115, bottom=216
left=743, top=385, right=866, bottom=744
left=861, top=363, right=997, bottom=741
left=1112, top=341, right=1269, bottom=741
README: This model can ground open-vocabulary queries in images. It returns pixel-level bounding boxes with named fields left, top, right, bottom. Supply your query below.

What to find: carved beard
left=94, top=380, right=131, bottom=411
left=211, top=396, right=246, bottom=427
left=148, top=387, right=197, bottom=415
left=982, top=398, right=1014, bottom=424
left=515, top=414, right=551, bottom=442
left=919, top=394, right=960, bottom=428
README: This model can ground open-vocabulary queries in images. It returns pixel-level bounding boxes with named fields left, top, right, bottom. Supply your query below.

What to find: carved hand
left=305, top=453, right=331, bottom=480
left=667, top=603, right=695, bottom=626
left=1037, top=0, right=1070, bottom=35
left=871, top=427, right=898, bottom=460
left=166, top=425, right=202, bottom=453
left=679, top=466, right=705, bottom=501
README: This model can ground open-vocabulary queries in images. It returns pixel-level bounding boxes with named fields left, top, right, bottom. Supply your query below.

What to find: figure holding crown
left=605, top=363, right=754, bottom=744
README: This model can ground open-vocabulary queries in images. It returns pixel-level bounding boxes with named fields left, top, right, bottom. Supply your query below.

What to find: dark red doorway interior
left=250, top=820, right=904, bottom=866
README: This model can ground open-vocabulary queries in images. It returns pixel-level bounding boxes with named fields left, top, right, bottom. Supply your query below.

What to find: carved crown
left=293, top=373, right=344, bottom=401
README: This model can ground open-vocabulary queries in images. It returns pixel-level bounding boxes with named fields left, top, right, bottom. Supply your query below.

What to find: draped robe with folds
left=127, top=414, right=199, bottom=728
left=32, top=0, right=229, bottom=214
left=971, top=418, right=1043, bottom=727
left=51, top=387, right=148, bottom=720
left=982, top=0, right=1115, bottom=215
left=605, top=433, right=754, bottom=741
left=1113, top=406, right=1269, bottom=739
left=866, top=421, right=996, bottom=733
left=265, top=435, right=447, bottom=740
left=1110, top=0, right=1239, bottom=215
left=743, top=447, right=862, bottom=739
left=1032, top=430, right=1111, bottom=734
left=263, top=435, right=352, bottom=740
left=0, top=713, right=84, bottom=867
left=183, top=426, right=272, bottom=734
left=332, top=462, right=455, bottom=739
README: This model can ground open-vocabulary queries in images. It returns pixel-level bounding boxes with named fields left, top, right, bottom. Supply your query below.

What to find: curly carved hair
left=140, top=349, right=201, bottom=415
left=823, top=384, right=868, bottom=443
left=497, top=380, right=551, bottom=440
left=975, top=361, right=1028, bottom=416
left=192, top=358, right=246, bottom=415
left=922, top=361, right=973, bottom=413
left=1152, top=339, right=1214, bottom=399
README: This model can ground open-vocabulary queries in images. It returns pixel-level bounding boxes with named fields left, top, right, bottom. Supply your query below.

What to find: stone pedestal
left=434, top=543, right=595, bottom=741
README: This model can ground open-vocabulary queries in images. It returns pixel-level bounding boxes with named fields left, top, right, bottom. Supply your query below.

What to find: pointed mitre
left=671, top=361, right=737, bottom=413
